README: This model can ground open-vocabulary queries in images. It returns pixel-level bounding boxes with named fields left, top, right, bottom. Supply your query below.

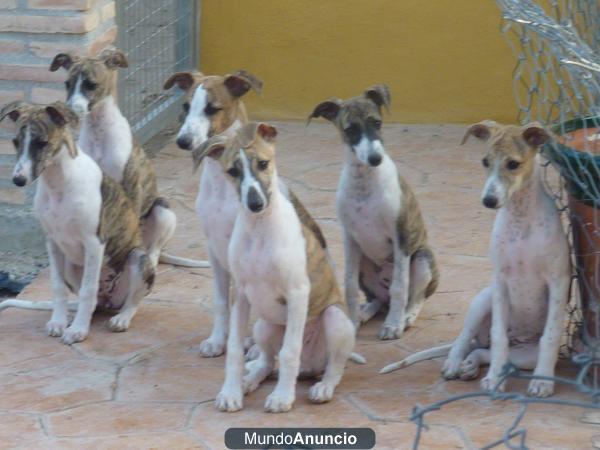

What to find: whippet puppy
left=49, top=49, right=203, bottom=269
left=380, top=122, right=570, bottom=398
left=309, top=86, right=439, bottom=340
left=2, top=101, right=154, bottom=344
left=201, top=123, right=356, bottom=413
left=162, top=69, right=263, bottom=357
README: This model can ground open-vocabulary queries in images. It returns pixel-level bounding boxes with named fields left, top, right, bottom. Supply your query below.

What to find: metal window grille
left=116, top=0, right=200, bottom=144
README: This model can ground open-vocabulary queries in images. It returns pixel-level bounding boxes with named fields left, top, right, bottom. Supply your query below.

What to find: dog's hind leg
left=404, top=250, right=435, bottom=329
left=142, top=200, right=177, bottom=268
left=199, top=249, right=230, bottom=357
left=443, top=287, right=492, bottom=379
left=309, top=305, right=355, bottom=403
left=460, top=344, right=538, bottom=381
left=243, top=319, right=283, bottom=395
left=108, top=249, right=154, bottom=332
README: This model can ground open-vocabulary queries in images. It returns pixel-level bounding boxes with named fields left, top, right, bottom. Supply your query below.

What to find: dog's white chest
left=230, top=196, right=307, bottom=325
left=196, top=159, right=239, bottom=269
left=79, top=99, right=132, bottom=183
left=337, top=157, right=401, bottom=263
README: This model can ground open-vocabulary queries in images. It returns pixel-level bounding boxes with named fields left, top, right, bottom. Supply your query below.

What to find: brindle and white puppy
left=309, top=86, right=439, bottom=340
left=2, top=101, right=154, bottom=344
left=163, top=69, right=264, bottom=357
left=202, top=123, right=356, bottom=413
left=49, top=49, right=197, bottom=269
left=380, top=122, right=570, bottom=398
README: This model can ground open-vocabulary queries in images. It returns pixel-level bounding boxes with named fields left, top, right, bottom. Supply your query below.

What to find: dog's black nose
left=12, top=175, right=26, bottom=187
left=483, top=196, right=498, bottom=209
left=176, top=136, right=193, bottom=150
left=247, top=187, right=265, bottom=213
left=368, top=153, right=382, bottom=167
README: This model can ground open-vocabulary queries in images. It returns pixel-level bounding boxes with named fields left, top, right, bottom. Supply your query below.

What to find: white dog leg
left=216, top=291, right=250, bottom=412
left=243, top=319, right=283, bottom=395
left=404, top=251, right=434, bottom=329
left=264, top=285, right=309, bottom=413
left=443, top=287, right=492, bottom=379
left=108, top=249, right=152, bottom=332
left=528, top=276, right=569, bottom=397
left=309, top=306, right=354, bottom=403
left=380, top=250, right=410, bottom=340
left=460, top=344, right=539, bottom=381
left=45, top=240, right=70, bottom=337
left=481, top=282, right=510, bottom=392
left=343, top=232, right=362, bottom=328
left=200, top=249, right=230, bottom=358
left=62, top=238, right=105, bottom=345
left=142, top=202, right=177, bottom=268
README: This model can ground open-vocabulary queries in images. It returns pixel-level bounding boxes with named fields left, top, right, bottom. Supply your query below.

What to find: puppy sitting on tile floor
left=1, top=101, right=154, bottom=344
left=195, top=123, right=357, bottom=413
left=309, top=85, right=439, bottom=340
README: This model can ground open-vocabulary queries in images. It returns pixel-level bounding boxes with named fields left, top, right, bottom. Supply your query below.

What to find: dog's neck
left=40, top=143, right=78, bottom=191
left=504, top=158, right=545, bottom=219
left=85, top=95, right=124, bottom=126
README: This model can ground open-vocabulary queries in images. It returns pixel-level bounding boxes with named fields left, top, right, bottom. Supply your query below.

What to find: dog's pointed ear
left=461, top=120, right=499, bottom=145
left=224, top=70, right=262, bottom=98
left=0, top=101, right=31, bottom=123
left=99, top=47, right=128, bottom=69
left=163, top=71, right=201, bottom=91
left=50, top=52, right=78, bottom=72
left=256, top=123, right=277, bottom=142
left=191, top=136, right=227, bottom=172
left=45, top=102, right=79, bottom=128
left=307, top=99, right=342, bottom=124
left=364, top=85, right=391, bottom=113
left=521, top=122, right=551, bottom=147
left=63, top=130, right=78, bottom=159
left=228, top=70, right=263, bottom=96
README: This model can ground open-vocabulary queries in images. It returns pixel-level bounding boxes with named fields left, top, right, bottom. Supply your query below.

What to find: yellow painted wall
left=199, top=0, right=516, bottom=124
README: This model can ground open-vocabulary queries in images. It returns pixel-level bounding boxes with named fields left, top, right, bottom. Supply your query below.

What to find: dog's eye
left=205, top=104, right=222, bottom=116
left=182, top=102, right=190, bottom=113
left=227, top=167, right=240, bottom=178
left=83, top=80, right=97, bottom=91
left=507, top=160, right=521, bottom=170
left=257, top=160, right=269, bottom=171
left=482, top=157, right=490, bottom=168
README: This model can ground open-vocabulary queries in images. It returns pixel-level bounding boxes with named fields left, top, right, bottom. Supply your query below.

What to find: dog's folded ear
left=307, top=99, right=342, bottom=124
left=225, top=70, right=262, bottom=98
left=364, top=85, right=391, bottom=113
left=0, top=100, right=32, bottom=123
left=256, top=123, right=277, bottom=142
left=191, top=135, right=228, bottom=172
left=163, top=71, right=203, bottom=91
left=49, top=53, right=79, bottom=72
left=99, top=47, right=129, bottom=70
left=521, top=122, right=552, bottom=147
left=45, top=102, right=79, bottom=128
left=461, top=120, right=499, bottom=145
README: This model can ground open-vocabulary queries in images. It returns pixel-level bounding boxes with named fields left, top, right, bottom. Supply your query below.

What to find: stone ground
left=1, top=122, right=599, bottom=449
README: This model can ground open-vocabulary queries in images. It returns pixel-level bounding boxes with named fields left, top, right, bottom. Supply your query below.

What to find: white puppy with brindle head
left=309, top=86, right=439, bottom=340
left=198, top=123, right=356, bottom=413
left=380, top=121, right=570, bottom=398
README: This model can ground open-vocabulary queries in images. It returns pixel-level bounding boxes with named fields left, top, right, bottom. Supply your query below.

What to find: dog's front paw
left=107, top=314, right=132, bottom=332
left=199, top=337, right=226, bottom=358
left=378, top=323, right=403, bottom=340
left=46, top=320, right=67, bottom=337
left=61, top=325, right=89, bottom=345
left=264, top=390, right=295, bottom=413
left=308, top=381, right=335, bottom=404
left=245, top=344, right=260, bottom=361
left=215, top=387, right=243, bottom=412
left=481, top=376, right=505, bottom=392
left=459, top=355, right=481, bottom=381
left=441, top=357, right=462, bottom=379
left=527, top=379, right=554, bottom=397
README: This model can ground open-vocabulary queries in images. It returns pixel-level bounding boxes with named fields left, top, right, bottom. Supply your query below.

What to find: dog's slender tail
left=0, top=299, right=79, bottom=313
left=159, top=252, right=210, bottom=268
left=379, top=343, right=452, bottom=374
left=350, top=352, right=367, bottom=364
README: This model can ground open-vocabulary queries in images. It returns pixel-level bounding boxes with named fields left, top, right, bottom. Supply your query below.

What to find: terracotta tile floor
left=2, top=122, right=599, bottom=449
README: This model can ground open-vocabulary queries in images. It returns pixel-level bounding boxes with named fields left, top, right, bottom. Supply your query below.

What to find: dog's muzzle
left=12, top=175, right=27, bottom=187
left=368, top=152, right=382, bottom=167
left=176, top=135, right=193, bottom=150
left=246, top=186, right=265, bottom=213
left=482, top=195, right=499, bottom=209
